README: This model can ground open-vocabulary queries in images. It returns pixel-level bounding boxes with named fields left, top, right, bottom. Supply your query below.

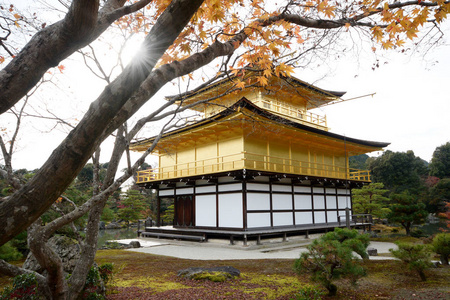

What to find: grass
left=93, top=248, right=449, bottom=300
left=1, top=231, right=449, bottom=299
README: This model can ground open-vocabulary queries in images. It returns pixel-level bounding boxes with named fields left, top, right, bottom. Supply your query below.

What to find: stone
left=367, top=247, right=378, bottom=256
left=23, top=235, right=81, bottom=274
left=99, top=221, right=106, bottom=230
left=144, top=217, right=153, bottom=227
left=105, top=222, right=121, bottom=229
left=178, top=266, right=240, bottom=281
left=129, top=241, right=141, bottom=248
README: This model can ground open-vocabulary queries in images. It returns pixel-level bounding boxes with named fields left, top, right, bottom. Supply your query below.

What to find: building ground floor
left=138, top=169, right=372, bottom=243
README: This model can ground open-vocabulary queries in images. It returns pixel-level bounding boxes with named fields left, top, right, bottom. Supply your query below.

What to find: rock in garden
left=129, top=241, right=141, bottom=248
left=23, top=235, right=81, bottom=274
left=105, top=222, right=121, bottom=229
left=367, top=247, right=378, bottom=256
left=177, top=266, right=240, bottom=282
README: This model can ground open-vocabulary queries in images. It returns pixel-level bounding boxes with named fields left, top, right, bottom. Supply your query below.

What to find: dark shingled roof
left=166, top=74, right=346, bottom=101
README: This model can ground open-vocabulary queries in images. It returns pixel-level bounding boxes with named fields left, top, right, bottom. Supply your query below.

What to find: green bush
left=390, top=242, right=433, bottom=281
left=432, top=233, right=450, bottom=265
left=0, top=273, right=39, bottom=300
left=81, top=263, right=116, bottom=299
left=98, top=263, right=115, bottom=286
left=294, top=228, right=368, bottom=296
left=0, top=242, right=23, bottom=262
left=295, top=284, right=326, bottom=300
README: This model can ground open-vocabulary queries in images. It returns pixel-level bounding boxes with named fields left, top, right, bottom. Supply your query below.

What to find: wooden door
left=175, top=195, right=194, bottom=227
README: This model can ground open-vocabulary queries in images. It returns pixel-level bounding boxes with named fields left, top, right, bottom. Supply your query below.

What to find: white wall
left=195, top=195, right=216, bottom=227
left=247, top=193, right=270, bottom=210
left=294, top=194, right=312, bottom=209
left=218, top=193, right=243, bottom=228
left=295, top=212, right=313, bottom=225
left=273, top=212, right=293, bottom=226
left=247, top=213, right=271, bottom=228
left=273, top=194, right=292, bottom=210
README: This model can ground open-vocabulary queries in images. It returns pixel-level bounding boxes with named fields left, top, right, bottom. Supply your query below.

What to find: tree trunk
left=417, top=269, right=427, bottom=281
left=0, top=0, right=205, bottom=247
left=325, top=282, right=337, bottom=296
left=440, top=254, right=449, bottom=265
left=404, top=223, right=411, bottom=236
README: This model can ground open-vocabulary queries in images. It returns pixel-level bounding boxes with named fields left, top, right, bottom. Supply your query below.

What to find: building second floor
left=132, top=98, right=388, bottom=184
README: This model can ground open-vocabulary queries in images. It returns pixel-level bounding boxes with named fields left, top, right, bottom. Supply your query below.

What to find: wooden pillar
left=137, top=220, right=140, bottom=237
left=156, top=196, right=161, bottom=227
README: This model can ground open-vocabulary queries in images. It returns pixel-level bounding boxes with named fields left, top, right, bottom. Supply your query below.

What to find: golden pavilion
left=131, top=73, right=389, bottom=241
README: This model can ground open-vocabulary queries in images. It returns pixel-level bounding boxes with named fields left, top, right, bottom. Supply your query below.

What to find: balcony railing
left=202, top=99, right=328, bottom=131
left=253, top=99, right=328, bottom=130
left=136, top=151, right=371, bottom=183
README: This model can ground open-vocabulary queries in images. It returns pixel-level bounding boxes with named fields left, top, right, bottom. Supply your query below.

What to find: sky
left=305, top=39, right=450, bottom=162
left=2, top=1, right=450, bottom=172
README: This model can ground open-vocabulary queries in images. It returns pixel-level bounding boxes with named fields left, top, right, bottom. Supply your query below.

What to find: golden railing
left=136, top=152, right=371, bottom=183
left=253, top=99, right=328, bottom=131
left=202, top=99, right=328, bottom=131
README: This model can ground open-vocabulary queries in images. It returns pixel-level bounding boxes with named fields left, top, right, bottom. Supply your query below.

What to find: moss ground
left=93, top=249, right=449, bottom=300
left=1, top=238, right=449, bottom=299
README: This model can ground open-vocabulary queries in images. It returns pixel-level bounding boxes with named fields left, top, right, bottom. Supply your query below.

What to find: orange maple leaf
left=57, top=65, right=65, bottom=73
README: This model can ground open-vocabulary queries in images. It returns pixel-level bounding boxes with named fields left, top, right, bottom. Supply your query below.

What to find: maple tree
left=0, top=1, right=449, bottom=299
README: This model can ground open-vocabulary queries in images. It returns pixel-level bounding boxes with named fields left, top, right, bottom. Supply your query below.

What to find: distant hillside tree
left=368, top=150, right=428, bottom=194
left=429, top=142, right=450, bottom=179
left=425, top=178, right=450, bottom=214
left=349, top=154, right=369, bottom=170
left=117, top=190, right=146, bottom=227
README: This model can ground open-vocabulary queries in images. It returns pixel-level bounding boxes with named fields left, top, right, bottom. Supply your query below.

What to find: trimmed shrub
left=294, top=228, right=369, bottom=296
left=390, top=242, right=433, bottom=281
left=432, top=233, right=450, bottom=265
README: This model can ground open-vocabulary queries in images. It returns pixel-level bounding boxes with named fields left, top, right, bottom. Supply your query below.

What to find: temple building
left=131, top=73, right=389, bottom=241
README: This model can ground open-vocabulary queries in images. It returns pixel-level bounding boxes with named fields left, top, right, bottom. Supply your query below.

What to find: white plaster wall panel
left=294, top=194, right=312, bottom=209
left=326, top=188, right=336, bottom=194
left=326, top=195, right=337, bottom=209
left=295, top=212, right=313, bottom=225
left=272, top=194, right=293, bottom=210
left=247, top=183, right=270, bottom=191
left=195, top=195, right=216, bottom=227
left=313, top=187, right=324, bottom=194
left=247, top=213, right=271, bottom=228
left=272, top=184, right=292, bottom=192
left=294, top=186, right=310, bottom=193
left=159, top=189, right=174, bottom=196
left=313, top=195, right=325, bottom=209
left=327, top=211, right=338, bottom=223
left=337, top=188, right=350, bottom=195
left=314, top=211, right=326, bottom=223
left=196, top=185, right=216, bottom=193
left=273, top=212, right=293, bottom=226
left=218, top=193, right=243, bottom=228
left=338, top=196, right=349, bottom=209
left=338, top=210, right=347, bottom=222
left=177, top=187, right=194, bottom=195
left=247, top=193, right=270, bottom=210
left=218, top=183, right=243, bottom=192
